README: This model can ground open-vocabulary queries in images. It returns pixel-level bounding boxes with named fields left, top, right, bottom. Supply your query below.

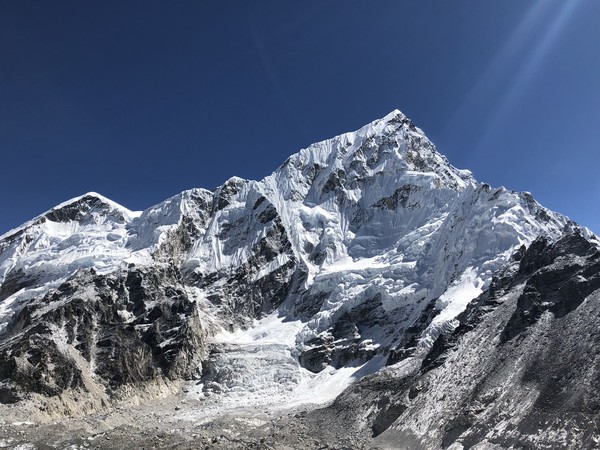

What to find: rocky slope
left=0, top=110, right=598, bottom=448
left=309, top=231, right=600, bottom=449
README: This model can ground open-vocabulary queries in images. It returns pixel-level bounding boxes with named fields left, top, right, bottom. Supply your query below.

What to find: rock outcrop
left=0, top=110, right=598, bottom=449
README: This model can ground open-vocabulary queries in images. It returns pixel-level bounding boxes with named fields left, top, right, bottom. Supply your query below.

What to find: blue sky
left=1, top=0, right=599, bottom=233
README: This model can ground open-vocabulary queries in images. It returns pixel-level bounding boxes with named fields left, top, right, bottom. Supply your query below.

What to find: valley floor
left=0, top=314, right=387, bottom=450
left=0, top=389, right=384, bottom=450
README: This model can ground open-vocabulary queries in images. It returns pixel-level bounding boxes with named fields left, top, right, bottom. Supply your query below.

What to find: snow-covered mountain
left=1, top=110, right=598, bottom=449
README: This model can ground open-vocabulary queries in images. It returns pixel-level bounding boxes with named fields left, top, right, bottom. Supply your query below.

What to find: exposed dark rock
left=299, top=294, right=390, bottom=372
left=0, top=111, right=597, bottom=450
left=45, top=195, right=126, bottom=224
left=502, top=232, right=600, bottom=342
left=387, top=297, right=438, bottom=366
left=194, top=213, right=300, bottom=323
left=322, top=169, right=347, bottom=195
left=212, top=177, right=248, bottom=212
left=373, top=185, right=421, bottom=210
left=0, top=266, right=207, bottom=403
left=311, top=231, right=600, bottom=449
left=0, top=268, right=37, bottom=302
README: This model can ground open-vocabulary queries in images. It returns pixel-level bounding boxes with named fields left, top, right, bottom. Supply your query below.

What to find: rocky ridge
left=0, top=110, right=598, bottom=449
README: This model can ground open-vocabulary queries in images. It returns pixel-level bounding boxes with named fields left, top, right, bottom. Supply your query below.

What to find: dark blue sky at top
left=1, top=0, right=599, bottom=233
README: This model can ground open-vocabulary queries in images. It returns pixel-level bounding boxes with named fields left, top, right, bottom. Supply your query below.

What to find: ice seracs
left=0, top=109, right=592, bottom=417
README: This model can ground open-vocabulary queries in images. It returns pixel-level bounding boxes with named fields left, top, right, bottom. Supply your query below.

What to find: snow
left=178, top=312, right=387, bottom=419
left=212, top=313, right=305, bottom=348
left=52, top=192, right=141, bottom=220
left=321, top=255, right=391, bottom=274
left=0, top=109, right=594, bottom=412
left=11, top=444, right=36, bottom=450
left=417, top=267, right=486, bottom=350
left=434, top=267, right=485, bottom=324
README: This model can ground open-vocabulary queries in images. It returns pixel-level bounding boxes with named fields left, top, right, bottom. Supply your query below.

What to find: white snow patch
left=433, top=266, right=484, bottom=325
left=178, top=313, right=386, bottom=420
left=418, top=267, right=485, bottom=351
left=212, top=313, right=305, bottom=348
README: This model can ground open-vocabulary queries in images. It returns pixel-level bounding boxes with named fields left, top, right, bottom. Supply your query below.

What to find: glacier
left=0, top=109, right=598, bottom=449
left=0, top=110, right=578, bottom=343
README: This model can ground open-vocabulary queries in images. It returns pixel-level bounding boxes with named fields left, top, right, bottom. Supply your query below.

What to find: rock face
left=320, top=232, right=600, bottom=449
left=0, top=265, right=207, bottom=406
left=0, top=110, right=598, bottom=448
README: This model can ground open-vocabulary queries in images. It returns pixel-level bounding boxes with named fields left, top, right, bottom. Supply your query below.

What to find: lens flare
left=476, top=0, right=581, bottom=152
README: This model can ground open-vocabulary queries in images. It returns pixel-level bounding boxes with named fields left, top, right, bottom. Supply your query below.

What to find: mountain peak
left=371, top=108, right=407, bottom=126
left=0, top=111, right=595, bottom=450
left=43, top=192, right=138, bottom=225
left=267, top=109, right=474, bottom=208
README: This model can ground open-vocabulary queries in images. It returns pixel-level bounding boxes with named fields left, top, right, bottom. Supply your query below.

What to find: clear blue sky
left=1, top=0, right=599, bottom=234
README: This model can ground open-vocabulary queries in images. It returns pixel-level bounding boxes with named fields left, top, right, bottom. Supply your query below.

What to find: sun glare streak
left=445, top=1, right=547, bottom=123
left=475, top=0, right=581, bottom=152
left=441, top=1, right=549, bottom=145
